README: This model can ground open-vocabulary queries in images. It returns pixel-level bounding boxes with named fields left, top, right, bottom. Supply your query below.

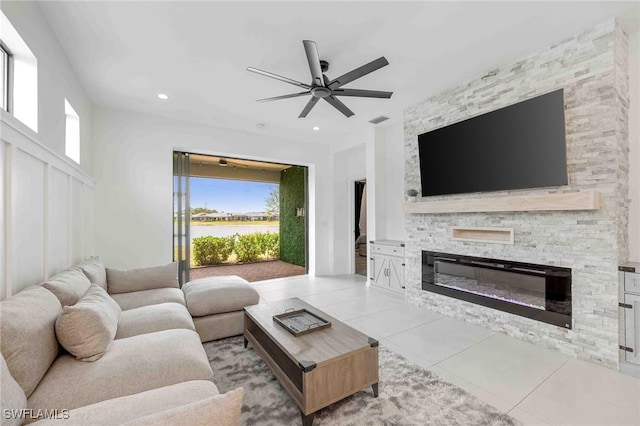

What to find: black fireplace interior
left=422, top=251, right=572, bottom=328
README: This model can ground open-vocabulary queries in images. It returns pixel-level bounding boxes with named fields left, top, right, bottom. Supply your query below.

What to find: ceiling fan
left=247, top=40, right=392, bottom=118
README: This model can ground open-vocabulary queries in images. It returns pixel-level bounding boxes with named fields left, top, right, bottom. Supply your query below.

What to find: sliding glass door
left=173, top=152, right=190, bottom=285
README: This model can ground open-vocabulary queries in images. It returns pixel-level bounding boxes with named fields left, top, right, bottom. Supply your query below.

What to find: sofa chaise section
left=27, top=329, right=213, bottom=414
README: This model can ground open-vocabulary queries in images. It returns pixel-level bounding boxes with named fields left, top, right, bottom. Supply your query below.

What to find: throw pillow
left=41, top=266, right=92, bottom=306
left=122, top=387, right=244, bottom=426
left=55, top=284, right=121, bottom=361
left=107, top=262, right=179, bottom=294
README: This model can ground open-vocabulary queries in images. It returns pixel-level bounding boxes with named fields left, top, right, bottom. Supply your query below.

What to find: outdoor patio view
left=174, top=161, right=306, bottom=281
left=189, top=177, right=280, bottom=266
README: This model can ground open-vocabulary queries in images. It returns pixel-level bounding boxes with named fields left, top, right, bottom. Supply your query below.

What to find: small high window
left=65, top=99, right=80, bottom=164
left=1, top=10, right=37, bottom=132
left=0, top=41, right=10, bottom=112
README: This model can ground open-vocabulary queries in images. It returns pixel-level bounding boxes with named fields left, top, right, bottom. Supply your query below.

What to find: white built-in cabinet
left=620, top=264, right=640, bottom=366
left=370, top=240, right=405, bottom=293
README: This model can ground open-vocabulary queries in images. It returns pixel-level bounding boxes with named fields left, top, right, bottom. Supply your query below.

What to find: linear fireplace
left=422, top=251, right=572, bottom=328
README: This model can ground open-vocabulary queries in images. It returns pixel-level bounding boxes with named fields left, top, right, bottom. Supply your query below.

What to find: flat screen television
left=418, top=89, right=567, bottom=197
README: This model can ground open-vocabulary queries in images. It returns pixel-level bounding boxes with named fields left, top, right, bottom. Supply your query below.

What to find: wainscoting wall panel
left=1, top=114, right=95, bottom=299
left=49, top=167, right=70, bottom=274
left=14, top=148, right=46, bottom=291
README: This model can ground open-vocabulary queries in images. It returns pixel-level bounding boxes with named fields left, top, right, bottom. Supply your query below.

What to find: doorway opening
left=354, top=180, right=367, bottom=276
left=173, top=152, right=308, bottom=285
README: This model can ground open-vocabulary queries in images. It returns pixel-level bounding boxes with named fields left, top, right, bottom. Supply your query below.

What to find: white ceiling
left=37, top=1, right=639, bottom=147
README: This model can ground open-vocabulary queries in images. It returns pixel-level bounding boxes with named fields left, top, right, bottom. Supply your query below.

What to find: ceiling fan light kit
left=247, top=40, right=393, bottom=118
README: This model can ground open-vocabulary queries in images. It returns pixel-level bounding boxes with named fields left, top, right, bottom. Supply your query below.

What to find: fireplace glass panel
left=422, top=251, right=572, bottom=328
left=435, top=260, right=546, bottom=310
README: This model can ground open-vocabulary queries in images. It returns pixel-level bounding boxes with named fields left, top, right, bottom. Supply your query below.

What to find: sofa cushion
left=0, top=286, right=62, bottom=397
left=107, top=262, right=179, bottom=295
left=1, top=355, right=27, bottom=426
left=27, top=329, right=213, bottom=413
left=182, top=276, right=259, bottom=317
left=29, top=381, right=219, bottom=426
left=110, top=288, right=186, bottom=310
left=123, top=388, right=244, bottom=426
left=77, top=257, right=107, bottom=290
left=41, top=267, right=92, bottom=307
left=116, top=303, right=195, bottom=339
left=55, top=284, right=121, bottom=361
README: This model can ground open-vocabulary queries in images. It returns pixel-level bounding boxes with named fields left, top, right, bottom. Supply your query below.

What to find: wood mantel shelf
left=403, top=191, right=600, bottom=214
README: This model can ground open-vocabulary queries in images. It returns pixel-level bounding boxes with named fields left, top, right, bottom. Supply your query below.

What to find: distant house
left=245, top=212, right=270, bottom=221
left=191, top=213, right=208, bottom=221
left=203, top=212, right=228, bottom=221
left=191, top=211, right=277, bottom=222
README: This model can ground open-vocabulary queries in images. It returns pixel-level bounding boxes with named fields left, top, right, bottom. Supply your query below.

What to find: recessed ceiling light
left=157, top=93, right=169, bottom=100
left=313, top=126, right=320, bottom=131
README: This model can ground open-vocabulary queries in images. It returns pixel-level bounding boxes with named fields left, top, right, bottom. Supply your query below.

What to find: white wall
left=332, top=143, right=366, bottom=275
left=0, top=2, right=95, bottom=299
left=376, top=123, right=406, bottom=241
left=364, top=124, right=406, bottom=243
left=92, top=107, right=334, bottom=275
left=628, top=30, right=639, bottom=262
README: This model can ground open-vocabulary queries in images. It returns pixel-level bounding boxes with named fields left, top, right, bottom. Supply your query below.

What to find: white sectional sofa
left=0, top=258, right=244, bottom=425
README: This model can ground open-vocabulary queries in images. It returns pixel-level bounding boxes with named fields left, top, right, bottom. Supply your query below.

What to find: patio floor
left=189, top=260, right=306, bottom=282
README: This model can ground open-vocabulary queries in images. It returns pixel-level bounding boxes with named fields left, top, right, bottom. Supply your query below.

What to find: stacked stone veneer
left=404, top=20, right=629, bottom=368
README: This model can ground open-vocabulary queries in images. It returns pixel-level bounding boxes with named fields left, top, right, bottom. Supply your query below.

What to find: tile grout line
left=381, top=316, right=448, bottom=340
left=430, top=330, right=499, bottom=368
left=509, top=356, right=571, bottom=413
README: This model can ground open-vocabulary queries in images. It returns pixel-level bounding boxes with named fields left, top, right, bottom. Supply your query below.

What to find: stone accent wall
left=403, top=20, right=629, bottom=368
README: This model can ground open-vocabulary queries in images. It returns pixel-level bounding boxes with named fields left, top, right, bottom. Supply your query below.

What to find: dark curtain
left=354, top=181, right=366, bottom=241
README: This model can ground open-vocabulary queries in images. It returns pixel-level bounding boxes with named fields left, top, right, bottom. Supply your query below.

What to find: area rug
left=204, top=336, right=519, bottom=426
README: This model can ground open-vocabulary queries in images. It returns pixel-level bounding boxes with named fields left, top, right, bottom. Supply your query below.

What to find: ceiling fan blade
left=328, top=57, right=389, bottom=89
left=324, top=96, right=354, bottom=118
left=332, top=89, right=393, bottom=99
left=256, top=91, right=310, bottom=103
left=303, top=40, right=325, bottom=87
left=299, top=97, right=320, bottom=118
left=247, top=67, right=311, bottom=89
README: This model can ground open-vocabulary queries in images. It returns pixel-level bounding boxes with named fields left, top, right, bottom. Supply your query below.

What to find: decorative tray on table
left=273, top=308, right=331, bottom=336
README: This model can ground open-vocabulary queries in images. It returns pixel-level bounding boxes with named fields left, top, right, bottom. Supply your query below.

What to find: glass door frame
left=173, top=151, right=191, bottom=285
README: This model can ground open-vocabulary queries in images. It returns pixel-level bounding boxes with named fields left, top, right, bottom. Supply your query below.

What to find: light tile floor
left=251, top=274, right=640, bottom=425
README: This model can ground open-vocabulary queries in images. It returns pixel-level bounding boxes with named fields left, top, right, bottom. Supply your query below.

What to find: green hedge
left=261, top=232, right=279, bottom=258
left=192, top=232, right=279, bottom=266
left=192, top=236, right=234, bottom=265
left=234, top=233, right=263, bottom=263
left=280, top=167, right=306, bottom=267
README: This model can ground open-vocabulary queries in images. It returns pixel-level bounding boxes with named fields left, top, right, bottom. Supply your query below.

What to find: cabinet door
left=624, top=293, right=640, bottom=365
left=388, top=257, right=405, bottom=292
left=372, top=255, right=388, bottom=288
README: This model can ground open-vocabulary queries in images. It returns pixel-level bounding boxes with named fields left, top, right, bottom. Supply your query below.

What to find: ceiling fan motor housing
left=311, top=87, right=332, bottom=98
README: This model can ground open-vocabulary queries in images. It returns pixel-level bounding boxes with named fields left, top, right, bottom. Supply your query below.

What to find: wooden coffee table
left=243, top=298, right=379, bottom=426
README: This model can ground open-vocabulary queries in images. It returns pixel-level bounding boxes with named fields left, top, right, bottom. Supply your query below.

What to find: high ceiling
left=37, top=1, right=639, bottom=147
